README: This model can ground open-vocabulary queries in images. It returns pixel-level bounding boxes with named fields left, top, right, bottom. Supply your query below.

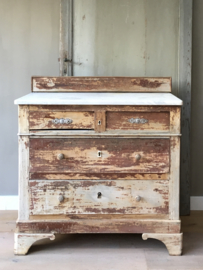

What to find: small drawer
left=29, top=138, right=170, bottom=174
left=29, top=111, right=94, bottom=130
left=106, top=111, right=170, bottom=131
left=29, top=180, right=169, bottom=215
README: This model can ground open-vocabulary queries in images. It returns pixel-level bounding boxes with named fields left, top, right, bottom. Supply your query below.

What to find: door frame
left=59, top=0, right=193, bottom=215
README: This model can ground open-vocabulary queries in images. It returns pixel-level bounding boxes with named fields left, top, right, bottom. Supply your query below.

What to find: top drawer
left=106, top=112, right=170, bottom=131
left=29, top=110, right=94, bottom=130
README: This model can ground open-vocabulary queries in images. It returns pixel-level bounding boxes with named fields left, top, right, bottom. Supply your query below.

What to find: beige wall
left=0, top=0, right=60, bottom=195
left=191, top=0, right=203, bottom=196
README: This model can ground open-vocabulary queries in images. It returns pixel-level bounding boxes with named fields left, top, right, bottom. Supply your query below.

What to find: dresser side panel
left=169, top=136, right=180, bottom=220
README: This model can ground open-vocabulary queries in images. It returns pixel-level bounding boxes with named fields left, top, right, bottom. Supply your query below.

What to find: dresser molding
left=14, top=77, right=182, bottom=255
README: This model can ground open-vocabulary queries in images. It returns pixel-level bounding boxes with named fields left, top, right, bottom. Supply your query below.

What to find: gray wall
left=191, top=0, right=203, bottom=196
left=0, top=0, right=60, bottom=195
left=73, top=0, right=180, bottom=96
left=0, top=0, right=203, bottom=197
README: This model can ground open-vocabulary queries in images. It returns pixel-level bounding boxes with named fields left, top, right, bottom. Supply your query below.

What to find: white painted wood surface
left=14, top=233, right=55, bottom=255
left=14, top=93, right=183, bottom=106
left=142, top=233, right=183, bottom=256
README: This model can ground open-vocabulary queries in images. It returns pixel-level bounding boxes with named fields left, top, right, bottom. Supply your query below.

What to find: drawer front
left=29, top=180, right=169, bottom=215
left=29, top=111, right=94, bottom=130
left=107, top=111, right=170, bottom=131
left=30, top=138, right=170, bottom=174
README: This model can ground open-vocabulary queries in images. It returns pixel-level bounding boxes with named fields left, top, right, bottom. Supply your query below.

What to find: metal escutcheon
left=97, top=151, right=102, bottom=157
left=129, top=118, right=148, bottom=124
left=52, top=118, right=73, bottom=125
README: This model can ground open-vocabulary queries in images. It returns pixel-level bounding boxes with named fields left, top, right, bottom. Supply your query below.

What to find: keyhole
left=97, top=192, right=102, bottom=199
left=98, top=120, right=101, bottom=125
left=97, top=151, right=102, bottom=157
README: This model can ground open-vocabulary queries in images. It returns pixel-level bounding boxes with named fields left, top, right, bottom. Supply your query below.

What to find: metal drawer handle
left=135, top=196, right=141, bottom=202
left=97, top=151, right=102, bottom=157
left=58, top=195, right=64, bottom=202
left=135, top=154, right=141, bottom=161
left=129, top=118, right=148, bottom=124
left=52, top=118, right=73, bottom=125
left=57, top=153, right=64, bottom=160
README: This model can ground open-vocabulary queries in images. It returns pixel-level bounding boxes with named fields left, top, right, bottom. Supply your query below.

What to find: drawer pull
left=52, top=118, right=73, bottom=125
left=58, top=195, right=64, bottom=202
left=135, top=195, right=141, bottom=202
left=135, top=154, right=141, bottom=161
left=129, top=118, right=148, bottom=124
left=97, top=151, right=102, bottom=157
left=97, top=192, right=102, bottom=199
left=57, top=153, right=64, bottom=160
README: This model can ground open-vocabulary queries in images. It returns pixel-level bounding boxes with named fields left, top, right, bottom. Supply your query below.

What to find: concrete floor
left=0, top=211, right=203, bottom=270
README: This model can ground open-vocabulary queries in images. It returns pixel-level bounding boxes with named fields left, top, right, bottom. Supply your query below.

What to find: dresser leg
left=14, top=233, right=55, bottom=255
left=142, top=233, right=183, bottom=256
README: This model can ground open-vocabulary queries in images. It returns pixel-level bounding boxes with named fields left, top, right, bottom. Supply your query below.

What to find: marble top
left=14, top=92, right=183, bottom=106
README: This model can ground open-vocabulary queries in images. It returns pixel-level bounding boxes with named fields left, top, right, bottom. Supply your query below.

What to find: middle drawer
left=30, top=138, right=170, bottom=174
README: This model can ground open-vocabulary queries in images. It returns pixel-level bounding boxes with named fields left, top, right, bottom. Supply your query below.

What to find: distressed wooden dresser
left=14, top=77, right=183, bottom=255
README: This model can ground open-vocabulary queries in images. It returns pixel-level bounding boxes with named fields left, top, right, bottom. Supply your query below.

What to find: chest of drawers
left=14, top=77, right=183, bottom=255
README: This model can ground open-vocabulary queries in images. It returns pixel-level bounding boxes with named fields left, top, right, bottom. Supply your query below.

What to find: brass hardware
left=52, top=118, right=73, bottom=124
left=135, top=196, right=141, bottom=202
left=58, top=195, right=64, bottom=202
left=57, top=153, right=64, bottom=160
left=129, top=118, right=148, bottom=124
left=97, top=192, right=102, bottom=199
left=135, top=154, right=141, bottom=161
left=97, top=151, right=102, bottom=157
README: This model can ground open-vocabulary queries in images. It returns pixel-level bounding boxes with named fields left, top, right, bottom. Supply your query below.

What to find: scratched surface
left=29, top=138, right=170, bottom=174
left=29, top=180, right=169, bottom=215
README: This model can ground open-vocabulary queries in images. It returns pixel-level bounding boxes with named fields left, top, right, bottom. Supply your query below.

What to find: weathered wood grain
left=29, top=105, right=178, bottom=112
left=16, top=219, right=180, bottom=234
left=29, top=138, right=170, bottom=174
left=18, top=106, right=30, bottom=221
left=142, top=233, right=183, bottom=256
left=14, top=233, right=55, bottom=255
left=29, top=111, right=94, bottom=130
left=18, top=105, right=29, bottom=133
left=29, top=180, right=169, bottom=215
left=32, top=77, right=171, bottom=92
left=29, top=173, right=169, bottom=180
left=29, top=214, right=169, bottom=220
left=94, top=110, right=106, bottom=132
left=169, top=137, right=180, bottom=220
left=107, top=112, right=170, bottom=131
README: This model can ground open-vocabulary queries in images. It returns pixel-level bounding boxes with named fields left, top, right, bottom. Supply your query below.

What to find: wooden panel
left=29, top=138, right=170, bottom=173
left=29, top=180, right=169, bottom=215
left=94, top=110, right=106, bottom=132
left=29, top=173, right=168, bottom=180
left=107, top=111, right=170, bottom=131
left=17, top=219, right=180, bottom=234
left=18, top=105, right=29, bottom=133
left=32, top=77, right=171, bottom=92
left=179, top=0, right=193, bottom=215
left=29, top=111, right=94, bottom=130
left=29, top=105, right=177, bottom=112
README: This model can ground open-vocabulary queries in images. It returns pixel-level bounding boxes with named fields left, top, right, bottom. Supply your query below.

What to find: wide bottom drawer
left=29, top=180, right=169, bottom=215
